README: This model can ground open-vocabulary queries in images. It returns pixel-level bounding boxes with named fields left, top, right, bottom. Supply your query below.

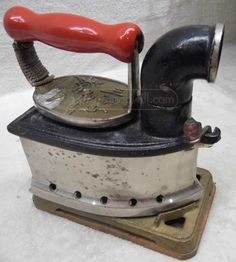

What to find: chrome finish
left=32, top=48, right=140, bottom=129
left=21, top=138, right=202, bottom=217
left=33, top=75, right=133, bottom=128
left=209, top=23, right=225, bottom=82
left=128, top=49, right=140, bottom=112
left=33, top=50, right=140, bottom=128
left=32, top=178, right=202, bottom=217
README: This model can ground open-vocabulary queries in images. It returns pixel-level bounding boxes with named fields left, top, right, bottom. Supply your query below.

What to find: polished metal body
left=21, top=138, right=201, bottom=217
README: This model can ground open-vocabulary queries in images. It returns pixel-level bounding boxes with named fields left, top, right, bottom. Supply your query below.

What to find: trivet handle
left=4, top=6, right=143, bottom=63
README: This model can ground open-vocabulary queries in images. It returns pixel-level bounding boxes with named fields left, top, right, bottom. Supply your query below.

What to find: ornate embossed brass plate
left=33, top=75, right=131, bottom=128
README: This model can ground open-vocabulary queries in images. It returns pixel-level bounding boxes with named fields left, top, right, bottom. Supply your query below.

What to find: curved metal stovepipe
left=141, top=24, right=224, bottom=137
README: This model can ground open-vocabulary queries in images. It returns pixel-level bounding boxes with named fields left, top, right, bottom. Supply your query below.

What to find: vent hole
left=129, top=198, right=137, bottom=207
left=49, top=183, right=57, bottom=191
left=196, top=174, right=201, bottom=181
left=156, top=195, right=164, bottom=203
left=74, top=191, right=82, bottom=199
left=165, top=217, right=186, bottom=228
left=100, top=196, right=108, bottom=204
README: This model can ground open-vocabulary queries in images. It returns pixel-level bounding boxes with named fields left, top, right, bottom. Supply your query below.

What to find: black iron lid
left=7, top=107, right=191, bottom=157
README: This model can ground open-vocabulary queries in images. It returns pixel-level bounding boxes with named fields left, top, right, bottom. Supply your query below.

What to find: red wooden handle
left=4, top=6, right=144, bottom=63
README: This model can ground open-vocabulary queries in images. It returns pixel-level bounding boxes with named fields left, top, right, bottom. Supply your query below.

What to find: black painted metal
left=7, top=107, right=191, bottom=157
left=141, top=25, right=215, bottom=137
left=201, top=127, right=221, bottom=145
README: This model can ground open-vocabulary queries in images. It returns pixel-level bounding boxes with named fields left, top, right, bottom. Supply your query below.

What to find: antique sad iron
left=4, top=6, right=224, bottom=259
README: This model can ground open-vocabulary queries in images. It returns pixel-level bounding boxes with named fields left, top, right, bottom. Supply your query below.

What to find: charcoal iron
left=4, top=6, right=224, bottom=259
